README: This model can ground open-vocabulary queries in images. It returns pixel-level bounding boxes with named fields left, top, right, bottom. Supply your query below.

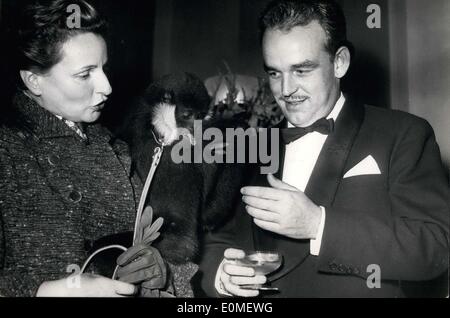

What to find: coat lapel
left=266, top=96, right=366, bottom=282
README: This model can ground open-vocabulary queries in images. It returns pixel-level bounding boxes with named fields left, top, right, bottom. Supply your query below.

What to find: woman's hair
left=16, top=0, right=107, bottom=75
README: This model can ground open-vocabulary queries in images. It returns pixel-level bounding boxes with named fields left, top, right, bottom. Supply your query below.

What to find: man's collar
left=327, top=92, right=346, bottom=121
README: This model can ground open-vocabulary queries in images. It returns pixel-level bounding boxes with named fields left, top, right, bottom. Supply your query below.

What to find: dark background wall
left=1, top=0, right=449, bottom=167
left=402, top=0, right=450, bottom=169
left=152, top=0, right=390, bottom=109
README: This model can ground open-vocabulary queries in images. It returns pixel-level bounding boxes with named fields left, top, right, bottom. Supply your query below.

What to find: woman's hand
left=116, top=243, right=173, bottom=297
left=115, top=243, right=167, bottom=288
left=36, top=274, right=137, bottom=297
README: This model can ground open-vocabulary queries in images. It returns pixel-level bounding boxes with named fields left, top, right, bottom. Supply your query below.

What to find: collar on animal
left=151, top=128, right=167, bottom=146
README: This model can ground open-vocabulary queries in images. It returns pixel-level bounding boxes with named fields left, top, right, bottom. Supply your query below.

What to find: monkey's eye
left=181, top=110, right=194, bottom=120
left=195, top=111, right=207, bottom=119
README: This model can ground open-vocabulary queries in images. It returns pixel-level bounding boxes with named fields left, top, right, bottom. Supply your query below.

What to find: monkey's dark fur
left=122, top=73, right=248, bottom=264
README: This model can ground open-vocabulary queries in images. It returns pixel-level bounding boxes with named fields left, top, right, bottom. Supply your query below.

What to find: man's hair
left=259, top=0, right=349, bottom=57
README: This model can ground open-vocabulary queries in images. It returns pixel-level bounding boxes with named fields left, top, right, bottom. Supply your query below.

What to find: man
left=196, top=0, right=449, bottom=297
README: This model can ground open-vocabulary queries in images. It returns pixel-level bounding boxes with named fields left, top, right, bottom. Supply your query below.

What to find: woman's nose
left=96, top=70, right=112, bottom=96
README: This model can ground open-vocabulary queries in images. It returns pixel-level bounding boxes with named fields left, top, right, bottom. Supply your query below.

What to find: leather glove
left=115, top=243, right=167, bottom=289
left=116, top=206, right=174, bottom=297
left=135, top=206, right=164, bottom=245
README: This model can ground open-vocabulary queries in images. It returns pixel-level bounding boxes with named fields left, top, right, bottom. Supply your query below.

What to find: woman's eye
left=77, top=72, right=90, bottom=80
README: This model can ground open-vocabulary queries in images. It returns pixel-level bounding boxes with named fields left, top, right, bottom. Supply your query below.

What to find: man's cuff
left=310, top=206, right=326, bottom=256
left=214, top=259, right=232, bottom=297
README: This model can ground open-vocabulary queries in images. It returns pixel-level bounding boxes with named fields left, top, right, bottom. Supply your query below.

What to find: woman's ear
left=334, top=46, right=351, bottom=79
left=19, top=70, right=42, bottom=96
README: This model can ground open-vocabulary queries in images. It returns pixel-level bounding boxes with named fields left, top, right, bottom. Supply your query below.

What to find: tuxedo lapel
left=305, top=95, right=365, bottom=206
left=274, top=119, right=287, bottom=181
left=268, top=96, right=365, bottom=282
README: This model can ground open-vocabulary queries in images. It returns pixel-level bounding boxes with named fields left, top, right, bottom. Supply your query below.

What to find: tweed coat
left=0, top=92, right=141, bottom=296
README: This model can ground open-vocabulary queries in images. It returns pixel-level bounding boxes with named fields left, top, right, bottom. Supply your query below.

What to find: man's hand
left=241, top=174, right=322, bottom=239
left=36, top=274, right=137, bottom=297
left=115, top=243, right=167, bottom=290
left=216, top=248, right=267, bottom=297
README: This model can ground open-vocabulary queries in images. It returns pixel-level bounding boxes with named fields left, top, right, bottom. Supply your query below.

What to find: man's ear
left=19, top=70, right=42, bottom=96
left=334, top=46, right=351, bottom=79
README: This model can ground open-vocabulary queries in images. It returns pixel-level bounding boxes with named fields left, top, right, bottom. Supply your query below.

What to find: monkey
left=121, top=72, right=248, bottom=266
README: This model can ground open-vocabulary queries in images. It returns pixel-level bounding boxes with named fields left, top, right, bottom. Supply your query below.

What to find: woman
left=0, top=0, right=165, bottom=297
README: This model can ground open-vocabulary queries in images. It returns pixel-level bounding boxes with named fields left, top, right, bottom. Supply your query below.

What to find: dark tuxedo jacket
left=196, top=96, right=449, bottom=298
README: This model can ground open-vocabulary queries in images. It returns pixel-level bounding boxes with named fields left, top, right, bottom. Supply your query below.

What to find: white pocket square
left=343, top=155, right=381, bottom=179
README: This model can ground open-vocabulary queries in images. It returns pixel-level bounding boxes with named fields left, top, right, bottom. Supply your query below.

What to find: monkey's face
left=174, top=101, right=208, bottom=134
left=141, top=72, right=212, bottom=145
left=150, top=93, right=208, bottom=146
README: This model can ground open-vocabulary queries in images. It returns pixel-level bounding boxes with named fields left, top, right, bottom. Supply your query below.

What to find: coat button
left=48, top=154, right=60, bottom=166
left=68, top=190, right=82, bottom=203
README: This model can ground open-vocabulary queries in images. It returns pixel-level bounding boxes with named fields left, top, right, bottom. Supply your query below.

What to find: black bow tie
left=281, top=118, right=335, bottom=144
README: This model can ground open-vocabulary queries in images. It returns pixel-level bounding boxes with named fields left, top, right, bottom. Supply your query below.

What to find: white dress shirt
left=282, top=93, right=345, bottom=255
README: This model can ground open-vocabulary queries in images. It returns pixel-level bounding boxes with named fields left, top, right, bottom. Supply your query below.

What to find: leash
left=81, top=132, right=166, bottom=277
left=133, top=143, right=164, bottom=243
